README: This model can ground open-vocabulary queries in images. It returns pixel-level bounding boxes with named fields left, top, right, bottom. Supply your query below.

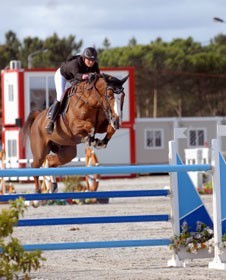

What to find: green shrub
left=0, top=198, right=46, bottom=279
left=62, top=176, right=85, bottom=193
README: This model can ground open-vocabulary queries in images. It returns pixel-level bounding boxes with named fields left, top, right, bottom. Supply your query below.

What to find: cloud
left=0, top=0, right=225, bottom=48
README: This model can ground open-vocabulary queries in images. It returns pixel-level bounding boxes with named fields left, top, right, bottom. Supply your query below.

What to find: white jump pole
left=209, top=125, right=226, bottom=269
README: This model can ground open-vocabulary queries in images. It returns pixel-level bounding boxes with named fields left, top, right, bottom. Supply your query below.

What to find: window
left=188, top=129, right=205, bottom=147
left=29, top=76, right=56, bottom=111
left=48, top=76, right=56, bottom=106
left=8, top=84, right=14, bottom=101
left=145, top=129, right=163, bottom=149
left=7, top=139, right=17, bottom=157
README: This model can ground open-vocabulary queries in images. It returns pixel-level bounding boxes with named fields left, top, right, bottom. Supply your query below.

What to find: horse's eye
left=114, top=87, right=123, bottom=94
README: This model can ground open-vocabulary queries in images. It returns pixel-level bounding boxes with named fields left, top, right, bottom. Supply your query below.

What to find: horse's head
left=102, top=73, right=129, bottom=129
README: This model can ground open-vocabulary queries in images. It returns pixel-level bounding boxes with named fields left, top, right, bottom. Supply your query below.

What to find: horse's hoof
left=95, top=140, right=107, bottom=149
left=51, top=182, right=58, bottom=193
left=24, top=200, right=31, bottom=207
left=31, top=200, right=40, bottom=208
left=97, top=198, right=109, bottom=204
left=90, top=140, right=97, bottom=147
left=35, top=189, right=42, bottom=194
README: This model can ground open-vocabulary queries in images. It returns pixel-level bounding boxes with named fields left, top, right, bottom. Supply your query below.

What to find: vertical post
left=209, top=125, right=226, bottom=269
left=170, top=127, right=187, bottom=236
left=27, top=49, right=48, bottom=69
left=168, top=128, right=187, bottom=267
left=169, top=139, right=180, bottom=236
left=153, top=88, right=157, bottom=118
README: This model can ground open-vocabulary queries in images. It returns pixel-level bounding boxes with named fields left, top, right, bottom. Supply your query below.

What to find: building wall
left=135, top=118, right=176, bottom=164
left=134, top=117, right=226, bottom=165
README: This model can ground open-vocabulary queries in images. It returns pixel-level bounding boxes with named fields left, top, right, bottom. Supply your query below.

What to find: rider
left=45, top=47, right=100, bottom=134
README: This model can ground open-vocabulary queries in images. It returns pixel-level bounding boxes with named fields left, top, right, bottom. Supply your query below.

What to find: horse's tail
left=21, top=111, right=40, bottom=145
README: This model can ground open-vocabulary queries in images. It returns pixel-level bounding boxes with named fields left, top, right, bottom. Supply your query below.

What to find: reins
left=70, top=79, right=113, bottom=124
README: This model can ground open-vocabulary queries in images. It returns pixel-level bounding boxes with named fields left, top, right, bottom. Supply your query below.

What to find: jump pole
left=0, top=127, right=214, bottom=268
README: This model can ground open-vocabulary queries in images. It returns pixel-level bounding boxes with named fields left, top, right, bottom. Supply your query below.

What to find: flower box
left=170, top=221, right=214, bottom=261
left=176, top=247, right=214, bottom=260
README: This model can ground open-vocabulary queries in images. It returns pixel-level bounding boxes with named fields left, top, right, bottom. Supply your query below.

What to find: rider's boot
left=45, top=101, right=61, bottom=134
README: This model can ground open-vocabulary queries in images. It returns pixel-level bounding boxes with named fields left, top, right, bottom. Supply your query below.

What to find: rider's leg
left=45, top=100, right=61, bottom=134
left=45, top=68, right=67, bottom=134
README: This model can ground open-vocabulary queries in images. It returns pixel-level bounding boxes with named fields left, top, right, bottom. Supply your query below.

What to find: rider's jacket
left=60, top=55, right=100, bottom=81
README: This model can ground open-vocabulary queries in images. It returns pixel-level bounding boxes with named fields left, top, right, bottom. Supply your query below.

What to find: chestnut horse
left=22, top=73, right=128, bottom=193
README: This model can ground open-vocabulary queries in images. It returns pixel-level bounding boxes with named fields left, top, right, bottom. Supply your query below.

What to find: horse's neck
left=73, top=80, right=105, bottom=108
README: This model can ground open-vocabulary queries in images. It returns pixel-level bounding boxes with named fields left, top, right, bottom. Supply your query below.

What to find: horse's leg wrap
left=51, top=182, right=58, bottom=193
left=88, top=135, right=95, bottom=146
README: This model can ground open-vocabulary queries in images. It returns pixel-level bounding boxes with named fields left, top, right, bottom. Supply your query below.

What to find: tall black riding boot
left=45, top=101, right=61, bottom=134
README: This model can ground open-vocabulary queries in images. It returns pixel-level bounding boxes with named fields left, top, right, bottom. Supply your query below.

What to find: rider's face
left=84, top=58, right=95, bottom=67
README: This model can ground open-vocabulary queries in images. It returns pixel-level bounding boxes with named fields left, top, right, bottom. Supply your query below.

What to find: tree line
left=1, top=30, right=226, bottom=118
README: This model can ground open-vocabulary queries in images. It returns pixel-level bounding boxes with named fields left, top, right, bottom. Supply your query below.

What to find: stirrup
left=45, top=121, right=54, bottom=134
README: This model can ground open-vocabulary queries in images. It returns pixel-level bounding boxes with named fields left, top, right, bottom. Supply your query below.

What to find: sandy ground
left=1, top=175, right=226, bottom=280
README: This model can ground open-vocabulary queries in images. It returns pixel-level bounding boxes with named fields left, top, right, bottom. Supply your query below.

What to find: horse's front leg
left=81, top=127, right=98, bottom=147
left=95, top=125, right=116, bottom=149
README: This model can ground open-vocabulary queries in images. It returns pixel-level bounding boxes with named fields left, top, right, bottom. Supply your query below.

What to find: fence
left=0, top=128, right=215, bottom=268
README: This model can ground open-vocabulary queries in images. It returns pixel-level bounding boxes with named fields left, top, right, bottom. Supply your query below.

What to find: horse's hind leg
left=40, top=158, right=58, bottom=193
left=46, top=146, right=77, bottom=192
left=39, top=159, right=57, bottom=193
left=31, top=145, right=49, bottom=193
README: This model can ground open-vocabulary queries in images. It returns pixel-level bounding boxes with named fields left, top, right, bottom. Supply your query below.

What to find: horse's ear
left=121, top=74, right=129, bottom=85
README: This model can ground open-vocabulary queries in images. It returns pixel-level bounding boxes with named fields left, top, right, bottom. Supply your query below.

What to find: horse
left=22, top=73, right=129, bottom=194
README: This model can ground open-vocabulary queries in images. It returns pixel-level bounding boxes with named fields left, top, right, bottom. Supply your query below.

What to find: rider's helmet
left=82, top=47, right=98, bottom=62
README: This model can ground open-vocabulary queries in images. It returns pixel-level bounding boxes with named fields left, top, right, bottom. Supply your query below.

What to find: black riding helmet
left=82, top=47, right=98, bottom=62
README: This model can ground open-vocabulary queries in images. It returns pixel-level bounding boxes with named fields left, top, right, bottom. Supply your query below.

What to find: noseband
left=101, top=86, right=124, bottom=123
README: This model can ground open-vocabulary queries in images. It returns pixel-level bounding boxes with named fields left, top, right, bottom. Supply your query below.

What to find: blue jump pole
left=22, top=239, right=171, bottom=251
left=0, top=164, right=211, bottom=177
left=0, top=189, right=169, bottom=202
left=17, top=214, right=170, bottom=227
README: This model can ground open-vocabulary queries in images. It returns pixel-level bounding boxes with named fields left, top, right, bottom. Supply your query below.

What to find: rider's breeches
left=54, top=68, right=67, bottom=101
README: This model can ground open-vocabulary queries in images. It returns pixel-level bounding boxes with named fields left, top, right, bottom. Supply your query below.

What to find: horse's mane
left=71, top=73, right=125, bottom=94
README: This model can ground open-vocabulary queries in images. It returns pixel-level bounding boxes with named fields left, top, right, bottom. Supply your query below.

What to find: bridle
left=102, top=85, right=124, bottom=123
left=71, top=81, right=124, bottom=125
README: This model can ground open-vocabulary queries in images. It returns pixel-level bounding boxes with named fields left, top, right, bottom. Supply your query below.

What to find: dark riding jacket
left=60, top=55, right=100, bottom=81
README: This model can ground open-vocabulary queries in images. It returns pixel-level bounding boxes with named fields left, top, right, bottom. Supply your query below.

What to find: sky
left=1, top=0, right=226, bottom=50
